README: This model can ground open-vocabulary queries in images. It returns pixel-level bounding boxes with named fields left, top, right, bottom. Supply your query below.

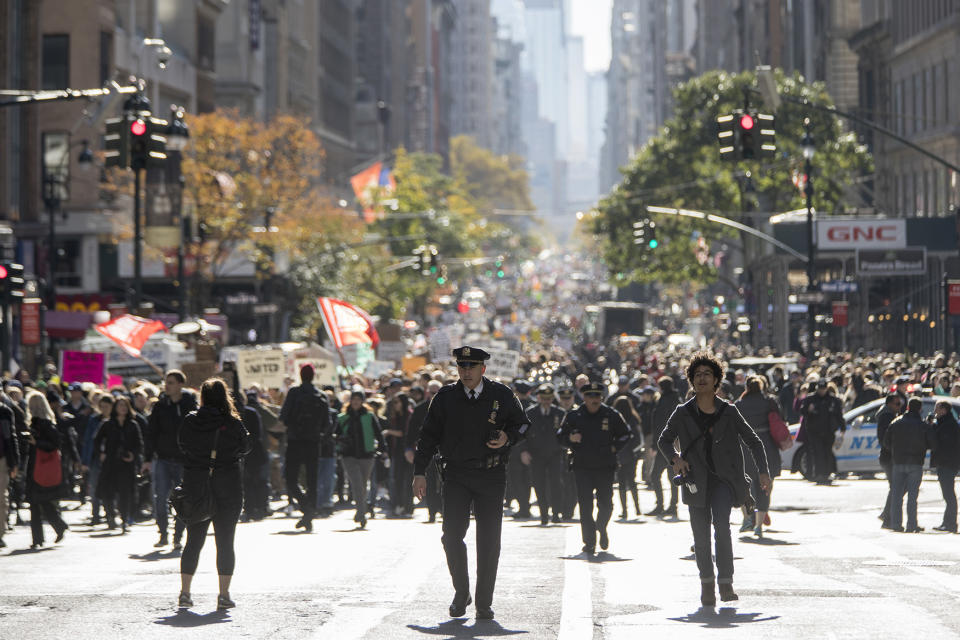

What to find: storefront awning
left=45, top=311, right=92, bottom=339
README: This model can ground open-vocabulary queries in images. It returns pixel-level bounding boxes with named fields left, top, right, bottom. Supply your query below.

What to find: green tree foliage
left=592, top=69, right=873, bottom=285
left=450, top=135, right=535, bottom=211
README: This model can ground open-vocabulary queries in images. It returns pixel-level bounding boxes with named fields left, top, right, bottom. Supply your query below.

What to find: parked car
left=780, top=395, right=960, bottom=480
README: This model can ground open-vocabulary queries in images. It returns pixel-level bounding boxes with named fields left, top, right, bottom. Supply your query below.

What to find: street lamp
left=801, top=117, right=816, bottom=354
left=42, top=139, right=94, bottom=311
left=165, top=105, right=190, bottom=320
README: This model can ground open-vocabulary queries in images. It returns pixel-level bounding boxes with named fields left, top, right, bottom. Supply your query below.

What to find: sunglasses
left=457, top=361, right=481, bottom=369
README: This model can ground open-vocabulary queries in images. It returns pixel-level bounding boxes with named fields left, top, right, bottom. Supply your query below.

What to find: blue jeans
left=316, top=457, right=337, bottom=509
left=890, top=463, right=923, bottom=530
left=688, top=480, right=734, bottom=584
left=153, top=458, right=185, bottom=538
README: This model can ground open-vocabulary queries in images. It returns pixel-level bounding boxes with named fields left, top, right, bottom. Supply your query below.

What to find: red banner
left=94, top=314, right=166, bottom=357
left=317, top=297, right=380, bottom=350
left=832, top=301, right=849, bottom=328
left=20, top=300, right=41, bottom=345
left=949, top=280, right=960, bottom=316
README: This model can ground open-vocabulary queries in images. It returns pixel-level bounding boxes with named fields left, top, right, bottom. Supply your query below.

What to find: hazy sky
left=569, top=0, right=612, bottom=72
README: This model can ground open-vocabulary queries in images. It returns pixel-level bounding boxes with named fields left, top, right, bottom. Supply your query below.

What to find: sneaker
left=754, top=523, right=763, bottom=538
left=739, top=517, right=755, bottom=533
left=55, top=527, right=67, bottom=543
left=178, top=592, right=193, bottom=608
left=663, top=506, right=678, bottom=518
left=217, top=594, right=236, bottom=610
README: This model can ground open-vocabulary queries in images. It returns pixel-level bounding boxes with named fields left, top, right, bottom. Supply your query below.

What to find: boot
left=631, top=488, right=641, bottom=517
left=719, top=583, right=738, bottom=602
left=700, top=581, right=716, bottom=607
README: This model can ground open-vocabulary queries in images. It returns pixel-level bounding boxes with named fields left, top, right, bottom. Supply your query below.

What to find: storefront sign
left=20, top=299, right=41, bottom=345
left=818, top=219, right=906, bottom=251
left=832, top=301, right=849, bottom=328
left=948, top=280, right=960, bottom=316
left=855, top=248, right=926, bottom=276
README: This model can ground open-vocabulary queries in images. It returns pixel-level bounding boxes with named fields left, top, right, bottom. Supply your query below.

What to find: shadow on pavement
left=518, top=523, right=570, bottom=528
left=614, top=519, right=648, bottom=525
left=5, top=546, right=56, bottom=556
left=271, top=530, right=312, bottom=536
left=88, top=532, right=123, bottom=539
left=668, top=606, right=779, bottom=628
left=154, top=610, right=231, bottom=627
left=558, top=552, right=632, bottom=563
left=129, top=550, right=181, bottom=561
left=406, top=619, right=527, bottom=637
left=738, top=535, right=798, bottom=546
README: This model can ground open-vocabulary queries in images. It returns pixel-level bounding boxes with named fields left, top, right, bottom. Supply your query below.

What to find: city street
left=4, top=475, right=960, bottom=639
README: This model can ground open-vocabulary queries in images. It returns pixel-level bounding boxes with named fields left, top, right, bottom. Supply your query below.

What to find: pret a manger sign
left=816, top=218, right=906, bottom=251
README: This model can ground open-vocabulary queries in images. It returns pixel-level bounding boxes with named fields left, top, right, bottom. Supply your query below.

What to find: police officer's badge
left=463, top=347, right=471, bottom=357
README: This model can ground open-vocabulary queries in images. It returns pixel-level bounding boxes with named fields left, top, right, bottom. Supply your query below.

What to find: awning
left=45, top=311, right=93, bottom=339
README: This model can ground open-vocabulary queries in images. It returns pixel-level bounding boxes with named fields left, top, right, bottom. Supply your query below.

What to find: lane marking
left=558, top=522, right=593, bottom=640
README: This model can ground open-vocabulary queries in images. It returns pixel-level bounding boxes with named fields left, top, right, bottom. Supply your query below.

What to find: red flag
left=94, top=314, right=166, bottom=357
left=316, top=297, right=380, bottom=350
left=350, top=162, right=396, bottom=223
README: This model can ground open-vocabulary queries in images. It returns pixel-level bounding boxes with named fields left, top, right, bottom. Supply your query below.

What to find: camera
left=672, top=473, right=698, bottom=494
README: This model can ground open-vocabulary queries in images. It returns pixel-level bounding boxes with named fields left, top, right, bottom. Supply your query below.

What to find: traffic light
left=104, top=116, right=130, bottom=169
left=738, top=112, right=756, bottom=159
left=129, top=116, right=168, bottom=170
left=494, top=256, right=505, bottom=278
left=145, top=116, right=168, bottom=166
left=1, top=262, right=24, bottom=300
left=756, top=113, right=776, bottom=157
left=716, top=114, right=736, bottom=161
left=632, top=219, right=657, bottom=249
left=436, top=264, right=448, bottom=285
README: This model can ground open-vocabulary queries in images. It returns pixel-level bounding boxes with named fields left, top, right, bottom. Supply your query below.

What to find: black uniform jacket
left=557, top=403, right=631, bottom=470
left=523, top=404, right=566, bottom=459
left=413, top=378, right=529, bottom=475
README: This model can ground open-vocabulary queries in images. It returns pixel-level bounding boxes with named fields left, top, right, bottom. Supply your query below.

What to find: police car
left=780, top=395, right=960, bottom=479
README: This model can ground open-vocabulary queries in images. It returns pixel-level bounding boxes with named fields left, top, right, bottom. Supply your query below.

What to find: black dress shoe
left=645, top=506, right=664, bottom=516
left=663, top=506, right=678, bottom=518
left=598, top=528, right=609, bottom=551
left=933, top=524, right=957, bottom=532
left=551, top=513, right=561, bottom=523
left=581, top=544, right=595, bottom=555
left=540, top=516, right=549, bottom=526
left=476, top=606, right=494, bottom=620
left=449, top=595, right=472, bottom=618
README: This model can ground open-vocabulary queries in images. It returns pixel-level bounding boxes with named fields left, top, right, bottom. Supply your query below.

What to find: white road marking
left=558, top=521, right=593, bottom=640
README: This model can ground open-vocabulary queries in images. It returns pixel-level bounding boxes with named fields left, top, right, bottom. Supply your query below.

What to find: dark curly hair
left=686, top=353, right=724, bottom=391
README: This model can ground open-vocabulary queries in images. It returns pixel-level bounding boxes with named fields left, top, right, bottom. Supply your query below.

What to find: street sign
left=856, top=248, right=926, bottom=277
left=832, top=301, right=849, bottom=327
left=795, top=291, right=825, bottom=304
left=820, top=281, right=859, bottom=293
left=948, top=280, right=960, bottom=316
left=20, top=299, right=41, bottom=345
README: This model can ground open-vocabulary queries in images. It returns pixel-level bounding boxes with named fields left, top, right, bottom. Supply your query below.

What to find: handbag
left=768, top=409, right=792, bottom=450
left=169, top=428, right=220, bottom=525
left=33, top=448, right=64, bottom=488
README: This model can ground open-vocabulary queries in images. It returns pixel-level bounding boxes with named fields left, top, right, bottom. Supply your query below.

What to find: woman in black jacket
left=612, top=396, right=642, bottom=520
left=24, top=392, right=69, bottom=548
left=95, top=396, right=143, bottom=533
left=931, top=400, right=960, bottom=532
left=178, top=378, right=250, bottom=611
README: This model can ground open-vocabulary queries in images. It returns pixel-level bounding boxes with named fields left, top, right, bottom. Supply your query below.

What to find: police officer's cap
left=452, top=346, right=490, bottom=363
left=513, top=380, right=532, bottom=393
left=537, top=383, right=555, bottom=395
left=556, top=386, right=574, bottom=397
left=581, top=382, right=605, bottom=396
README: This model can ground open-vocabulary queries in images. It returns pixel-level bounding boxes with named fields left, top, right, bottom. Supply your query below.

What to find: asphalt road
left=3, top=474, right=960, bottom=639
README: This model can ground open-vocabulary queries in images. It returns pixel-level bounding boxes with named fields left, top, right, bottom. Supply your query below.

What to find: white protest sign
left=237, top=349, right=287, bottom=389
left=428, top=328, right=451, bottom=363
left=364, top=360, right=395, bottom=379
left=293, top=358, right=338, bottom=387
left=484, top=349, right=521, bottom=381
left=377, top=341, right=406, bottom=365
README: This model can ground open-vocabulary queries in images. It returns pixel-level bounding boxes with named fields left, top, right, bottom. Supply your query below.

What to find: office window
left=42, top=131, right=70, bottom=202
left=42, top=34, right=69, bottom=90
left=100, top=31, right=113, bottom=86
left=895, top=80, right=904, bottom=135
left=944, top=61, right=950, bottom=125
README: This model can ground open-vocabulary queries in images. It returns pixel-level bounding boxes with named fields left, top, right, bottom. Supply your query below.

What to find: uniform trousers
left=441, top=465, right=506, bottom=609
left=0, top=459, right=9, bottom=540
left=506, top=448, right=530, bottom=515
left=530, top=454, right=564, bottom=519
left=573, top=467, right=615, bottom=547
left=937, top=466, right=958, bottom=530
left=807, top=428, right=835, bottom=482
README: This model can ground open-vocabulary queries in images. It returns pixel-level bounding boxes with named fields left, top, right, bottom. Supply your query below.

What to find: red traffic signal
left=130, top=119, right=147, bottom=136
left=0, top=265, right=6, bottom=279
left=739, top=114, right=754, bottom=130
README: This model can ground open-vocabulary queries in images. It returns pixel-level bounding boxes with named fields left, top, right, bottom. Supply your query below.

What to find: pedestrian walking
left=94, top=396, right=143, bottom=533
left=337, top=391, right=384, bottom=528
left=611, top=396, right=642, bottom=520
left=647, top=377, right=681, bottom=517
left=556, top=386, right=579, bottom=520
left=177, top=378, right=250, bottom=611
left=523, top=384, right=567, bottom=525
left=658, top=353, right=770, bottom=607
left=412, top=346, right=528, bottom=620
left=80, top=395, right=113, bottom=526
left=931, top=399, right=960, bottom=532
left=882, top=397, right=933, bottom=533
left=735, top=375, right=785, bottom=538
left=384, top=393, right=414, bottom=516
left=24, top=392, right=69, bottom=548
left=143, top=370, right=197, bottom=549
left=876, top=394, right=903, bottom=528
left=797, top=379, right=845, bottom=484
left=407, top=380, right=443, bottom=523
left=558, top=381, right=631, bottom=554
left=278, top=364, right=331, bottom=532
left=0, top=391, right=19, bottom=548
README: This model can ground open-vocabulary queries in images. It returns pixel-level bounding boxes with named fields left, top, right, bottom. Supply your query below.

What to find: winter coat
left=658, top=397, right=768, bottom=509
left=279, top=383, right=330, bottom=442
left=882, top=410, right=933, bottom=466
left=178, top=406, right=251, bottom=516
left=932, top=411, right=960, bottom=469
left=337, top=408, right=384, bottom=459
left=26, top=418, right=69, bottom=501
left=144, top=391, right=198, bottom=461
left=735, top=391, right=782, bottom=477
left=94, top=417, right=143, bottom=499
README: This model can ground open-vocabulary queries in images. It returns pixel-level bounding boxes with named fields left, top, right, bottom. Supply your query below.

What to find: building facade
left=449, top=0, right=494, bottom=149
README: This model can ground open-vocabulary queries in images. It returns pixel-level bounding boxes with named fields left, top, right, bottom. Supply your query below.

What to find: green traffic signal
left=437, top=276, right=446, bottom=285
left=648, top=239, right=659, bottom=249
left=496, top=270, right=505, bottom=278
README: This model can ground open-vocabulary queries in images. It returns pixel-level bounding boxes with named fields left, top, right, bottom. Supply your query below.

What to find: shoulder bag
left=169, top=428, right=220, bottom=525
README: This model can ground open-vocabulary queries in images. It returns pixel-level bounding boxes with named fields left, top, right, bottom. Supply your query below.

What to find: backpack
left=34, top=448, right=63, bottom=488
left=289, top=387, right=329, bottom=441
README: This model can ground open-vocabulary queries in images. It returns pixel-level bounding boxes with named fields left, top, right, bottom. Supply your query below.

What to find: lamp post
left=165, top=105, right=189, bottom=321
left=42, top=139, right=93, bottom=312
left=801, top=117, right=816, bottom=355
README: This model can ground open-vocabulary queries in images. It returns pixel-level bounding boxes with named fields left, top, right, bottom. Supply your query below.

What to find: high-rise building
left=491, top=29, right=526, bottom=157
left=523, top=0, right=569, bottom=157
left=407, top=0, right=457, bottom=164
left=449, top=0, right=494, bottom=149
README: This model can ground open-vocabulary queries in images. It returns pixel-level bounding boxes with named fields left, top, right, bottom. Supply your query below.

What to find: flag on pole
left=317, top=297, right=380, bottom=350
left=94, top=314, right=166, bottom=357
left=350, top=162, right=396, bottom=223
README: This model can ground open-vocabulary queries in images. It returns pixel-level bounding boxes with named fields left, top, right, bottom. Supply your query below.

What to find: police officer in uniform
left=558, top=382, right=632, bottom=554
left=506, top=380, right=534, bottom=518
left=556, top=386, right=579, bottom=520
left=413, top=346, right=529, bottom=620
left=522, top=384, right=567, bottom=525
left=798, top=379, right=845, bottom=484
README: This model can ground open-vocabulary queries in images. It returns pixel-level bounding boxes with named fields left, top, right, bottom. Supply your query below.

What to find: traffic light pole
left=133, top=166, right=143, bottom=311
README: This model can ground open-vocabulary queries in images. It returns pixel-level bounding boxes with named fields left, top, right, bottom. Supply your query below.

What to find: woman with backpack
left=95, top=395, right=143, bottom=533
left=337, top=391, right=384, bottom=528
left=177, top=378, right=250, bottom=610
left=24, top=391, right=69, bottom=549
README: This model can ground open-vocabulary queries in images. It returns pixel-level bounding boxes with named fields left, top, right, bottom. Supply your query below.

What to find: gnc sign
left=817, top=218, right=906, bottom=250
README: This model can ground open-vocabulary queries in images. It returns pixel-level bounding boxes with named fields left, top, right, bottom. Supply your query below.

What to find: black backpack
left=288, top=386, right=329, bottom=441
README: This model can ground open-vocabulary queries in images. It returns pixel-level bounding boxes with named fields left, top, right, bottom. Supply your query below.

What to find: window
left=895, top=80, right=904, bottom=135
left=943, top=61, right=950, bottom=125
left=42, top=131, right=70, bottom=202
left=42, top=34, right=69, bottom=90
left=100, top=31, right=113, bottom=86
